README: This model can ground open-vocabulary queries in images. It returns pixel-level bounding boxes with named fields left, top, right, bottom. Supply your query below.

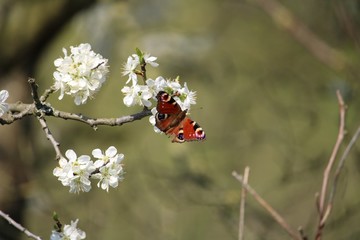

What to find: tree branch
left=246, top=0, right=347, bottom=71
left=0, top=210, right=42, bottom=240
left=238, top=166, right=250, bottom=240
left=315, top=90, right=346, bottom=240
left=232, top=171, right=302, bottom=240
left=321, top=126, right=360, bottom=226
left=36, top=115, right=63, bottom=160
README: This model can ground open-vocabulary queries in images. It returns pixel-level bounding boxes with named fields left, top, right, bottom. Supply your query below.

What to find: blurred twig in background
left=315, top=90, right=346, bottom=240
left=246, top=0, right=347, bottom=71
left=238, top=166, right=250, bottom=240
left=234, top=91, right=360, bottom=240
left=232, top=171, right=302, bottom=240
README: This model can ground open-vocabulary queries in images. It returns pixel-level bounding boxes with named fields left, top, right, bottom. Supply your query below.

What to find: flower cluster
left=53, top=146, right=124, bottom=193
left=121, top=50, right=197, bottom=131
left=53, top=43, right=109, bottom=105
left=50, top=219, right=86, bottom=240
left=121, top=51, right=159, bottom=107
left=0, top=90, right=9, bottom=117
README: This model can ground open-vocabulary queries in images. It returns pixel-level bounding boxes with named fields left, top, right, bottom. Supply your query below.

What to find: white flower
left=63, top=219, right=86, bottom=240
left=176, top=82, right=197, bottom=111
left=0, top=90, right=9, bottom=117
left=91, top=146, right=125, bottom=192
left=146, top=76, right=167, bottom=96
left=122, top=54, right=140, bottom=85
left=121, top=84, right=152, bottom=107
left=50, top=231, right=62, bottom=240
left=53, top=150, right=95, bottom=193
left=92, top=146, right=117, bottom=166
left=50, top=219, right=86, bottom=240
left=165, top=79, right=182, bottom=92
left=53, top=43, right=109, bottom=105
left=149, top=107, right=162, bottom=133
left=143, top=53, right=159, bottom=67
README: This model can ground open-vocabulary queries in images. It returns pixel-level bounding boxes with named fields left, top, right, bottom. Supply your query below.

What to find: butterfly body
left=155, top=91, right=206, bottom=143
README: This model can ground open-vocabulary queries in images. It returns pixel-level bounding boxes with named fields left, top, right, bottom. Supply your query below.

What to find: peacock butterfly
left=155, top=91, right=206, bottom=143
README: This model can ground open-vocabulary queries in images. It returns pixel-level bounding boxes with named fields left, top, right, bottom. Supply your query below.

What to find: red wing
left=155, top=91, right=206, bottom=143
left=170, top=117, right=206, bottom=143
left=155, top=112, right=180, bottom=132
left=156, top=91, right=182, bottom=114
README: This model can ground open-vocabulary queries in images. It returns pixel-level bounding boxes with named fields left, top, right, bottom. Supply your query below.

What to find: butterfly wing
left=156, top=91, right=182, bottom=114
left=155, top=91, right=206, bottom=143
left=170, top=117, right=206, bottom=143
left=155, top=91, right=185, bottom=132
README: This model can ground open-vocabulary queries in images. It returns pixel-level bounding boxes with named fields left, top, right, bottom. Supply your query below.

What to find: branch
left=321, top=126, right=360, bottom=225
left=36, top=115, right=63, bottom=160
left=315, top=90, right=346, bottom=240
left=52, top=108, right=152, bottom=128
left=28, top=78, right=42, bottom=107
left=246, top=0, right=347, bottom=71
left=238, top=166, right=250, bottom=240
left=0, top=102, right=34, bottom=124
left=232, top=171, right=302, bottom=240
left=0, top=210, right=42, bottom=240
left=2, top=102, right=152, bottom=127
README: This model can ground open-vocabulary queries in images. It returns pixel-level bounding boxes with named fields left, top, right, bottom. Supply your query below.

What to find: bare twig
left=1, top=102, right=152, bottom=126
left=36, top=115, right=63, bottom=160
left=246, top=0, right=347, bottom=71
left=298, top=226, right=308, bottom=240
left=315, top=90, right=346, bottom=240
left=318, top=91, right=345, bottom=212
left=52, top=108, right=152, bottom=128
left=40, top=85, right=57, bottom=102
left=321, top=126, right=360, bottom=226
left=28, top=78, right=42, bottom=107
left=0, top=210, right=42, bottom=240
left=238, top=166, right=250, bottom=240
left=232, top=171, right=301, bottom=240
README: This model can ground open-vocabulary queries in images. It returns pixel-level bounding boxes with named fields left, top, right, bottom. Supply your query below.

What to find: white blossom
left=53, top=43, right=109, bottom=105
left=122, top=54, right=140, bottom=85
left=50, top=219, right=86, bottom=240
left=175, top=82, right=197, bottom=111
left=143, top=53, right=159, bottom=67
left=91, top=146, right=125, bottom=192
left=0, top=90, right=9, bottom=117
left=146, top=76, right=167, bottom=96
left=121, top=84, right=152, bottom=107
left=53, top=150, right=95, bottom=193
left=149, top=107, right=162, bottom=133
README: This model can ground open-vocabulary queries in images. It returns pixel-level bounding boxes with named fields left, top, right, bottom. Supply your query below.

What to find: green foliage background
left=1, top=0, right=360, bottom=239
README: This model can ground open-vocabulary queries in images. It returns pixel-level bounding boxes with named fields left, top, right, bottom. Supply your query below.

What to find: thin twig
left=0, top=210, right=42, bottom=240
left=315, top=90, right=346, bottom=240
left=246, top=0, right=347, bottom=71
left=318, top=91, right=345, bottom=213
left=238, top=166, right=250, bottom=240
left=298, top=226, right=308, bottom=240
left=40, top=85, right=57, bottom=102
left=36, top=115, right=63, bottom=160
left=321, top=126, right=360, bottom=225
left=232, top=171, right=302, bottom=240
left=28, top=78, right=42, bottom=107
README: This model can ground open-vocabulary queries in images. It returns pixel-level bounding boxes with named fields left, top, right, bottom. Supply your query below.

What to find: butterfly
left=155, top=91, right=206, bottom=143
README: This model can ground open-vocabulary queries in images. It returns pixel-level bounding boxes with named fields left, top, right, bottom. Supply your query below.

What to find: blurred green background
left=0, top=0, right=360, bottom=239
